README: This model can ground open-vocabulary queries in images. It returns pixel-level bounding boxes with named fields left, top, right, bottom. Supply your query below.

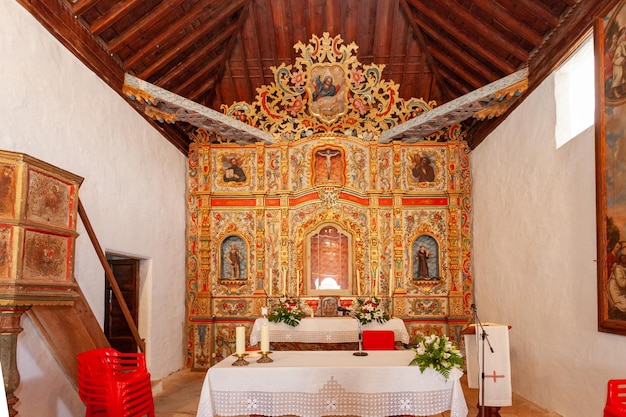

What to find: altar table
left=249, top=317, right=410, bottom=345
left=197, top=350, right=467, bottom=417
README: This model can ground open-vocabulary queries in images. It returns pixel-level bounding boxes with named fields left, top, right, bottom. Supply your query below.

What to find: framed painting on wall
left=596, top=1, right=626, bottom=335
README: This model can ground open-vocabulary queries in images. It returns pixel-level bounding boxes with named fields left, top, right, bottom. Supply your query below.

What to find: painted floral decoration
left=268, top=296, right=304, bottom=327
left=409, top=334, right=463, bottom=379
left=351, top=296, right=390, bottom=325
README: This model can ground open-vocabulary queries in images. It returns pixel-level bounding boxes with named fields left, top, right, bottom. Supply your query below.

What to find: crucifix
left=317, top=149, right=340, bottom=180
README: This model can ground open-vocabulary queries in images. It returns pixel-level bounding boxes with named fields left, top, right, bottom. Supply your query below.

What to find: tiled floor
left=153, top=368, right=562, bottom=417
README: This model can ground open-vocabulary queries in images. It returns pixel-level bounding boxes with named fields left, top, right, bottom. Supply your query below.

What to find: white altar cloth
left=197, top=350, right=468, bottom=417
left=250, top=317, right=410, bottom=345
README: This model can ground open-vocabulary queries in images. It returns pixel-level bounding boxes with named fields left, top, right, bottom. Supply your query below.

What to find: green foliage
left=268, top=297, right=304, bottom=327
left=409, top=334, right=464, bottom=379
left=352, top=296, right=390, bottom=325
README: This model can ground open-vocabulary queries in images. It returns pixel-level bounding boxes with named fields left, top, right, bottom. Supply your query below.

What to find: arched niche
left=305, top=223, right=353, bottom=296
left=411, top=234, right=440, bottom=280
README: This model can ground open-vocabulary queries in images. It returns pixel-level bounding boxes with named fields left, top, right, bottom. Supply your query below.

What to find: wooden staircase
left=26, top=286, right=110, bottom=389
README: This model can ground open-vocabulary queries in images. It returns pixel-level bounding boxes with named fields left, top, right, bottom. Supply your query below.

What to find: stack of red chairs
left=77, top=348, right=154, bottom=417
left=605, top=379, right=626, bottom=417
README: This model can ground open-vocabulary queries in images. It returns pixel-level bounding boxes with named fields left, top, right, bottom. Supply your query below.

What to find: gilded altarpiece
left=185, top=34, right=472, bottom=369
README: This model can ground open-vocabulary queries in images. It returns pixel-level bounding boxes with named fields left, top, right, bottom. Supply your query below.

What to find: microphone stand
left=472, top=304, right=493, bottom=417
left=352, top=316, right=368, bottom=356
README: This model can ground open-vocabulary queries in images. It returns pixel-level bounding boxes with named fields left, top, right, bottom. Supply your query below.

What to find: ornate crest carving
left=222, top=33, right=438, bottom=142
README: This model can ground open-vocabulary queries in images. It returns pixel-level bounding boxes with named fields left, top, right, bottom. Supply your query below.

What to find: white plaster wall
left=0, top=2, right=188, bottom=416
left=471, top=72, right=626, bottom=415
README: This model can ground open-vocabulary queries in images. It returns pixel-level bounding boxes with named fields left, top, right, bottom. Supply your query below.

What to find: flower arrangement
left=268, top=296, right=304, bottom=327
left=409, top=334, right=463, bottom=379
left=351, top=296, right=390, bottom=325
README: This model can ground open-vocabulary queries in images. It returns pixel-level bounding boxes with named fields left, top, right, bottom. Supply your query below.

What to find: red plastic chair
left=605, top=379, right=626, bottom=417
left=362, top=330, right=396, bottom=350
left=78, top=348, right=154, bottom=417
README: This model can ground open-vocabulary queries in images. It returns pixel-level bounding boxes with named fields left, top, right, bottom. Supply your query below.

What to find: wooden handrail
left=77, top=198, right=146, bottom=353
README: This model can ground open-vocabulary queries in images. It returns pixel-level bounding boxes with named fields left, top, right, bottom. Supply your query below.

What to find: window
left=554, top=35, right=595, bottom=148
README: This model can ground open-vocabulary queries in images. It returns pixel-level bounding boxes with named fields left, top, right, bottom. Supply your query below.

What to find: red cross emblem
left=489, top=370, right=505, bottom=383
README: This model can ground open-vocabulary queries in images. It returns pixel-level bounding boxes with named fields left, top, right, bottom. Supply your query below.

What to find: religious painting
left=597, top=1, right=626, bottom=335
left=219, top=235, right=248, bottom=281
left=307, top=65, right=347, bottom=123
left=26, top=169, right=73, bottom=228
left=22, top=230, right=70, bottom=281
left=312, top=146, right=345, bottom=186
left=218, top=153, right=250, bottom=187
left=408, top=151, right=438, bottom=186
left=411, top=235, right=440, bottom=281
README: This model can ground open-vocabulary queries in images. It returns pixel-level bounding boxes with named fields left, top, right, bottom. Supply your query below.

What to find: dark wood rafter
left=517, top=0, right=561, bottom=27
left=106, top=0, right=189, bottom=55
left=400, top=0, right=452, bottom=101
left=472, top=0, right=544, bottom=47
left=88, top=0, right=141, bottom=36
left=68, top=0, right=103, bottom=16
left=405, top=0, right=517, bottom=75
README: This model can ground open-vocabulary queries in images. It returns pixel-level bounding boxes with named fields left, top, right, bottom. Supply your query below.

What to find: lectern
left=462, top=323, right=512, bottom=417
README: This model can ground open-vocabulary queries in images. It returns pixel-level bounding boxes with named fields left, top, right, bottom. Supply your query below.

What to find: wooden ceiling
left=17, top=0, right=621, bottom=153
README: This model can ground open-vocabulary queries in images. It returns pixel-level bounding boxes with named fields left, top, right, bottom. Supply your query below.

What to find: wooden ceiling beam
left=399, top=0, right=453, bottom=100
left=107, top=0, right=188, bottom=54
left=407, top=4, right=501, bottom=82
left=68, top=0, right=104, bottom=16
left=517, top=0, right=560, bottom=27
left=429, top=48, right=484, bottom=91
left=89, top=0, right=140, bottom=36
left=136, top=1, right=245, bottom=79
left=406, top=0, right=517, bottom=74
left=473, top=0, right=544, bottom=47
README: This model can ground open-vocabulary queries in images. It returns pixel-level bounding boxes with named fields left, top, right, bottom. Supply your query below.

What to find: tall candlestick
left=261, top=323, right=270, bottom=352
left=356, top=269, right=361, bottom=296
left=235, top=326, right=245, bottom=355
left=389, top=264, right=394, bottom=297
left=282, top=268, right=287, bottom=296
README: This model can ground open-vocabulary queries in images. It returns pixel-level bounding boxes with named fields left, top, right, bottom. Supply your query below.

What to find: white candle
left=235, top=326, right=245, bottom=355
left=261, top=324, right=270, bottom=352
left=282, top=268, right=287, bottom=295
left=356, top=270, right=361, bottom=296
left=389, top=265, right=394, bottom=297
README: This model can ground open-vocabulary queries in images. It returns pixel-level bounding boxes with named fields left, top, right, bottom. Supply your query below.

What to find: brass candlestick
left=257, top=351, right=273, bottom=363
left=232, top=353, right=249, bottom=366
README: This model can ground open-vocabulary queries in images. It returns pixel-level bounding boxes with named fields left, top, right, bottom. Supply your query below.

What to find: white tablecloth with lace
left=249, top=317, right=410, bottom=345
left=196, top=350, right=468, bottom=417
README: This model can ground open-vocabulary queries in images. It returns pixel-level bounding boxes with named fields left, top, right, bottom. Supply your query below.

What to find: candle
left=282, top=268, right=287, bottom=295
left=261, top=324, right=270, bottom=352
left=235, top=326, right=245, bottom=355
left=356, top=269, right=361, bottom=296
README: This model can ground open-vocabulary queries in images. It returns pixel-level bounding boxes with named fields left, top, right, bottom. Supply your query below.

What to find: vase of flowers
left=351, top=296, right=390, bottom=325
left=409, top=334, right=463, bottom=379
left=268, top=296, right=304, bottom=327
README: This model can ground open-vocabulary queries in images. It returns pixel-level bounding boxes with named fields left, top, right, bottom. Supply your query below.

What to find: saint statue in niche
left=412, top=235, right=439, bottom=280
left=220, top=236, right=247, bottom=280
left=313, top=147, right=345, bottom=186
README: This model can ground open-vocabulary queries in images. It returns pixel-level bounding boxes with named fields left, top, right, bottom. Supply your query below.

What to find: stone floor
left=152, top=368, right=562, bottom=417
